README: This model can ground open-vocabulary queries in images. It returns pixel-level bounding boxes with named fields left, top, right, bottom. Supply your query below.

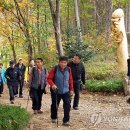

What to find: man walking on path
left=5, top=61, right=20, bottom=104
left=0, top=63, right=6, bottom=97
left=15, top=58, right=26, bottom=98
left=29, top=58, right=48, bottom=114
left=47, top=56, right=73, bottom=126
left=68, top=54, right=85, bottom=110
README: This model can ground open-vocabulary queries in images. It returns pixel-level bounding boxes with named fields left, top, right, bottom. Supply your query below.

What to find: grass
left=0, top=105, right=31, bottom=130
left=86, top=79, right=124, bottom=92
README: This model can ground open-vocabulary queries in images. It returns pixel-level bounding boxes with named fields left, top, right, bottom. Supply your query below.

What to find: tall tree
left=105, top=0, right=112, bottom=44
left=48, top=0, right=64, bottom=56
left=13, top=0, right=33, bottom=60
left=74, top=0, right=83, bottom=45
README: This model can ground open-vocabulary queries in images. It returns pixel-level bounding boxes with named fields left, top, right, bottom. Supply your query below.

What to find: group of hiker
left=0, top=54, right=85, bottom=126
left=0, top=58, right=26, bottom=101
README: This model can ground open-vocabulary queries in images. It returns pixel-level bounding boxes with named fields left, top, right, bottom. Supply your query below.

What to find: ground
left=1, top=86, right=130, bottom=130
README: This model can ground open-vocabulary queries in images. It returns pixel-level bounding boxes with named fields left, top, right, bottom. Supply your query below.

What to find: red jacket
left=47, top=66, right=73, bottom=92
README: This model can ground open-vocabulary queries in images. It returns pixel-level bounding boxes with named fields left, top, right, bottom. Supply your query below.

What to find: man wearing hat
left=15, top=58, right=26, bottom=98
left=5, top=61, right=20, bottom=104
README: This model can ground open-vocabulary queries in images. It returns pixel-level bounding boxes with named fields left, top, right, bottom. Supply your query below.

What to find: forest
left=0, top=0, right=130, bottom=85
left=1, top=1, right=130, bottom=130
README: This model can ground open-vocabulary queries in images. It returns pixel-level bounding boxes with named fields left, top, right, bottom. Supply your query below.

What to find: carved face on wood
left=111, top=9, right=124, bottom=43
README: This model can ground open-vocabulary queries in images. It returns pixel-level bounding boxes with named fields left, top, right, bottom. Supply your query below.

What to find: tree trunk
left=74, top=0, right=83, bottom=45
left=105, top=0, right=112, bottom=44
left=10, top=43, right=17, bottom=63
left=125, top=4, right=130, bottom=32
left=14, top=0, right=33, bottom=61
left=48, top=0, right=64, bottom=56
left=37, top=2, right=41, bottom=52
left=8, top=30, right=17, bottom=62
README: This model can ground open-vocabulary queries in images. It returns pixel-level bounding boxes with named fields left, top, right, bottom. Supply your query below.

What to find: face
left=30, top=60, right=35, bottom=67
left=10, top=64, right=15, bottom=68
left=73, top=56, right=81, bottom=64
left=59, top=60, right=67, bottom=69
left=19, top=59, right=23, bottom=65
left=36, top=60, right=43, bottom=68
left=0, top=65, right=3, bottom=68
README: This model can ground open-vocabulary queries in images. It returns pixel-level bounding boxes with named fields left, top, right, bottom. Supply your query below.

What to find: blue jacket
left=0, top=68, right=6, bottom=84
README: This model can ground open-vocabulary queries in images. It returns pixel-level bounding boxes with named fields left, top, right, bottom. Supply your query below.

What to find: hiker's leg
left=15, top=83, right=18, bottom=96
left=0, top=85, right=2, bottom=95
left=62, top=92, right=71, bottom=123
left=8, top=85, right=14, bottom=101
left=1, top=82, right=3, bottom=93
left=73, top=81, right=80, bottom=108
left=37, top=87, right=44, bottom=110
left=31, top=88, right=38, bottom=110
left=50, top=88, right=61, bottom=119
left=19, top=79, right=24, bottom=96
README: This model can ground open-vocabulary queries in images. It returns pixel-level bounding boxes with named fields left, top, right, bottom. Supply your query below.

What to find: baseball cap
left=10, top=61, right=15, bottom=65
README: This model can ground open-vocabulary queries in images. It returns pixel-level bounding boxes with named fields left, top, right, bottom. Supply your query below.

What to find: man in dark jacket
left=47, top=56, right=73, bottom=126
left=68, top=54, right=85, bottom=110
left=6, top=61, right=20, bottom=104
left=15, top=58, right=26, bottom=98
left=29, top=58, right=48, bottom=114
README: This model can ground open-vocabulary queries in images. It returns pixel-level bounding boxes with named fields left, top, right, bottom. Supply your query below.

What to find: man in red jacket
left=47, top=56, right=73, bottom=126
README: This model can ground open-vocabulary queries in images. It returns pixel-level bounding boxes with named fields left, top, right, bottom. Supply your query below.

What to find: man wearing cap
left=5, top=61, right=20, bottom=104
left=15, top=58, right=26, bottom=98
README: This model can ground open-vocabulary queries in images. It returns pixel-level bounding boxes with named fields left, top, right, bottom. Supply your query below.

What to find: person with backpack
left=5, top=61, right=20, bottom=104
left=29, top=58, right=48, bottom=114
left=47, top=56, right=73, bottom=126
left=15, top=58, right=26, bottom=98
left=68, top=54, right=85, bottom=110
left=0, top=63, right=6, bottom=97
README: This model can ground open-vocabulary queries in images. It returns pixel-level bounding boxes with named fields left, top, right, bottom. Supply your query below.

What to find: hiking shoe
left=73, top=107, right=79, bottom=110
left=51, top=119, right=57, bottom=123
left=33, top=110, right=37, bottom=114
left=19, top=95, right=23, bottom=98
left=10, top=101, right=14, bottom=104
left=37, top=110, right=43, bottom=114
left=14, top=94, right=18, bottom=97
left=62, top=121, right=70, bottom=126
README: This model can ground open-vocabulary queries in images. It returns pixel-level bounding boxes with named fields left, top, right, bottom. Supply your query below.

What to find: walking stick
left=26, top=82, right=30, bottom=110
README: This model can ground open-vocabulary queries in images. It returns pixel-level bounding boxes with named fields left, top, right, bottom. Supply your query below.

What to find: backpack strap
left=54, top=65, right=58, bottom=75
left=44, top=68, right=47, bottom=75
left=53, top=65, right=58, bottom=82
left=32, top=67, right=36, bottom=77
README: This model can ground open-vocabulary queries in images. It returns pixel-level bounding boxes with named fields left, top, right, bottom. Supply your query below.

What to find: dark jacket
left=127, top=58, right=130, bottom=76
left=5, top=67, right=20, bottom=86
left=15, top=63, right=26, bottom=80
left=30, top=67, right=47, bottom=90
left=68, top=61, right=85, bottom=85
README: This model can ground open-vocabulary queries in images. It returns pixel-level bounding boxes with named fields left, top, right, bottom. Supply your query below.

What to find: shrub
left=86, top=79, right=124, bottom=92
left=0, top=105, right=31, bottom=130
left=86, top=62, right=126, bottom=80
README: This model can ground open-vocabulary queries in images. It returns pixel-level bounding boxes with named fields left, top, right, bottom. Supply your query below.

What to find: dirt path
left=1, top=86, right=130, bottom=130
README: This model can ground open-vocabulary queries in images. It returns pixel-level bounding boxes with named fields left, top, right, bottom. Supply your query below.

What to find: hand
left=70, top=91, right=73, bottom=96
left=44, top=85, right=50, bottom=94
left=7, top=76, right=10, bottom=79
left=52, top=85, right=57, bottom=90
